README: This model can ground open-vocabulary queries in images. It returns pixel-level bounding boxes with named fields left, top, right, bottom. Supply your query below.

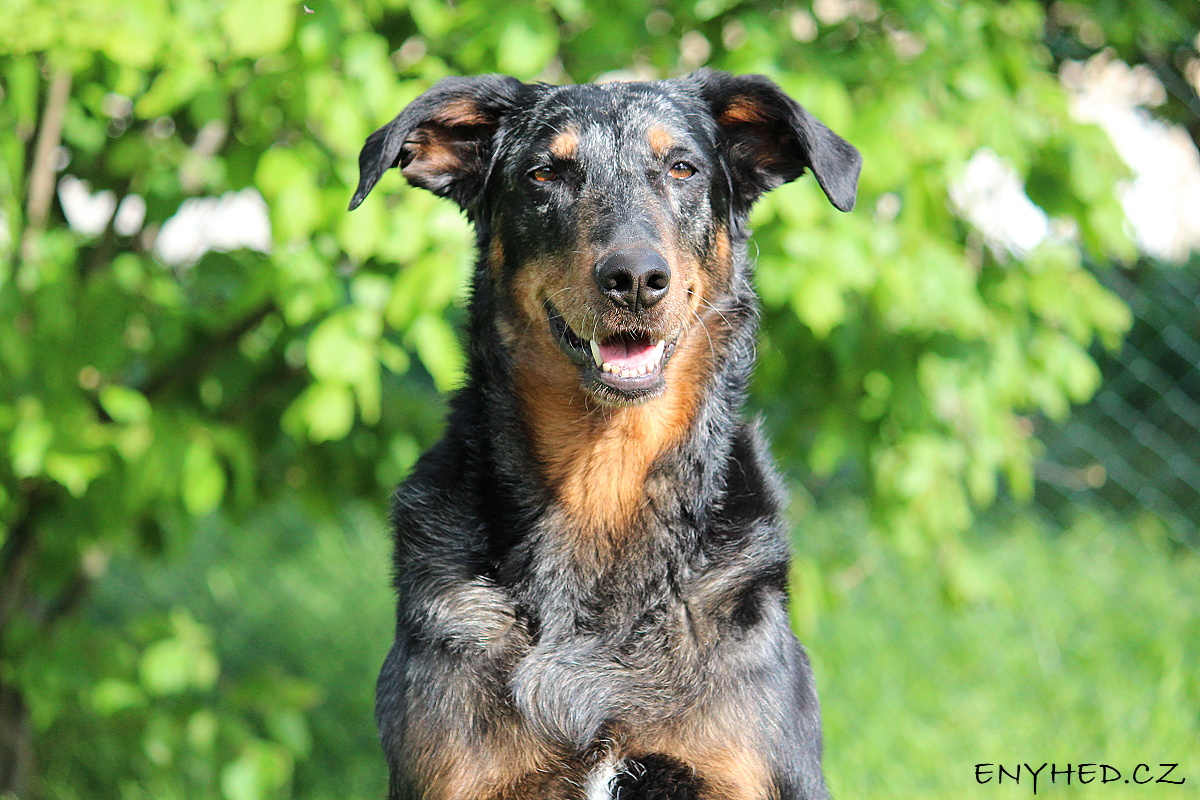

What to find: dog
left=349, top=68, right=860, bottom=800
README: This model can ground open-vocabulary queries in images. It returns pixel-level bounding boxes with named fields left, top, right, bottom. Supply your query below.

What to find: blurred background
left=2, top=1, right=1199, bottom=798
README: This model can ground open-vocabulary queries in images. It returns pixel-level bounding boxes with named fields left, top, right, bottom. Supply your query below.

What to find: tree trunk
left=0, top=681, right=33, bottom=798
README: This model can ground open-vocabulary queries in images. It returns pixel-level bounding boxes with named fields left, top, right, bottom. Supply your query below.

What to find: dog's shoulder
left=388, top=428, right=524, bottom=654
left=707, top=419, right=788, bottom=546
left=389, top=431, right=478, bottom=547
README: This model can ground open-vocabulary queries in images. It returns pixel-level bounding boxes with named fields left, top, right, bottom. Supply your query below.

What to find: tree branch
left=0, top=681, right=33, bottom=798
left=138, top=303, right=276, bottom=399
left=23, top=68, right=72, bottom=234
left=0, top=486, right=45, bottom=640
left=1145, top=53, right=1200, bottom=154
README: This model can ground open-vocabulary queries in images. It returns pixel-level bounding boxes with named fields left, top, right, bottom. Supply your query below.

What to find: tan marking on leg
left=690, top=749, right=774, bottom=800
left=407, top=717, right=570, bottom=800
left=625, top=729, right=775, bottom=800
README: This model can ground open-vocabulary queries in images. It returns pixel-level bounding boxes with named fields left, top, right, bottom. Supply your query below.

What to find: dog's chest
left=501, top=532, right=771, bottom=743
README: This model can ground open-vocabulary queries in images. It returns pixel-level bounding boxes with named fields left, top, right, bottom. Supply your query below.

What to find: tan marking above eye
left=530, top=165, right=559, bottom=182
left=549, top=129, right=579, bottom=159
left=668, top=162, right=696, bottom=180
left=647, top=125, right=675, bottom=156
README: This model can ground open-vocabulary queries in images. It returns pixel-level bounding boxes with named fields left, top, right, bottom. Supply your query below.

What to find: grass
left=78, top=503, right=1199, bottom=800
left=799, top=507, right=1200, bottom=799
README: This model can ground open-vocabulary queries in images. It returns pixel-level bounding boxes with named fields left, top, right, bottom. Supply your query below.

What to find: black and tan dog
left=349, top=69, right=860, bottom=800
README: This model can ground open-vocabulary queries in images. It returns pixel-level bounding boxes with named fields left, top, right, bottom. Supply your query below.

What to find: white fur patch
left=584, top=757, right=622, bottom=800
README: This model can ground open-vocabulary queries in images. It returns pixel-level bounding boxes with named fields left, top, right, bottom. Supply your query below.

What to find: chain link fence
left=1035, top=262, right=1200, bottom=546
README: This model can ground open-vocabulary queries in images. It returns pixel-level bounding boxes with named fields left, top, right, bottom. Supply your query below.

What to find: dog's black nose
left=594, top=251, right=671, bottom=311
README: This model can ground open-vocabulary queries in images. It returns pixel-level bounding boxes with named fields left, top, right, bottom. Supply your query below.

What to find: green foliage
left=27, top=500, right=393, bottom=800
left=739, top=4, right=1143, bottom=551
left=18, top=600, right=318, bottom=800
left=1043, top=0, right=1200, bottom=145
left=1, top=0, right=1193, bottom=798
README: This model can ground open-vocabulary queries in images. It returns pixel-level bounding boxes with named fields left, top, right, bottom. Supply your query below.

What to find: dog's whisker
left=687, top=288, right=735, bottom=331
left=688, top=304, right=717, bottom=363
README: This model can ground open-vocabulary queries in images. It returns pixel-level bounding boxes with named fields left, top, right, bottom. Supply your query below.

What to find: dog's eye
left=668, top=162, right=696, bottom=180
left=529, top=166, right=559, bottom=182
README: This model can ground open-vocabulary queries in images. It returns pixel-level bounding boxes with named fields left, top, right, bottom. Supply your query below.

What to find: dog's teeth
left=589, top=339, right=603, bottom=368
left=636, top=365, right=647, bottom=376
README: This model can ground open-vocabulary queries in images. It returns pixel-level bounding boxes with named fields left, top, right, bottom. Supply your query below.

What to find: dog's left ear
left=695, top=70, right=861, bottom=213
left=349, top=74, right=526, bottom=211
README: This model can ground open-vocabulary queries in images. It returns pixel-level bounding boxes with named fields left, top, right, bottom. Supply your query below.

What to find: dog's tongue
left=599, top=336, right=658, bottom=369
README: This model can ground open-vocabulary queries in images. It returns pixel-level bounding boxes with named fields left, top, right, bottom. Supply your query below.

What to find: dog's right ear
left=348, top=75, right=526, bottom=211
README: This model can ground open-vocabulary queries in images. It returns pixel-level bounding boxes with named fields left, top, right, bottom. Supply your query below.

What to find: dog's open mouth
left=547, top=304, right=678, bottom=400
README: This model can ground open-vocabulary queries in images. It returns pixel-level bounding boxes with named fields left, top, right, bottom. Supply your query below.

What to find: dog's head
left=351, top=71, right=860, bottom=408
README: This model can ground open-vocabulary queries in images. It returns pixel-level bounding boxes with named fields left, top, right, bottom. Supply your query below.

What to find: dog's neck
left=463, top=265, right=760, bottom=554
